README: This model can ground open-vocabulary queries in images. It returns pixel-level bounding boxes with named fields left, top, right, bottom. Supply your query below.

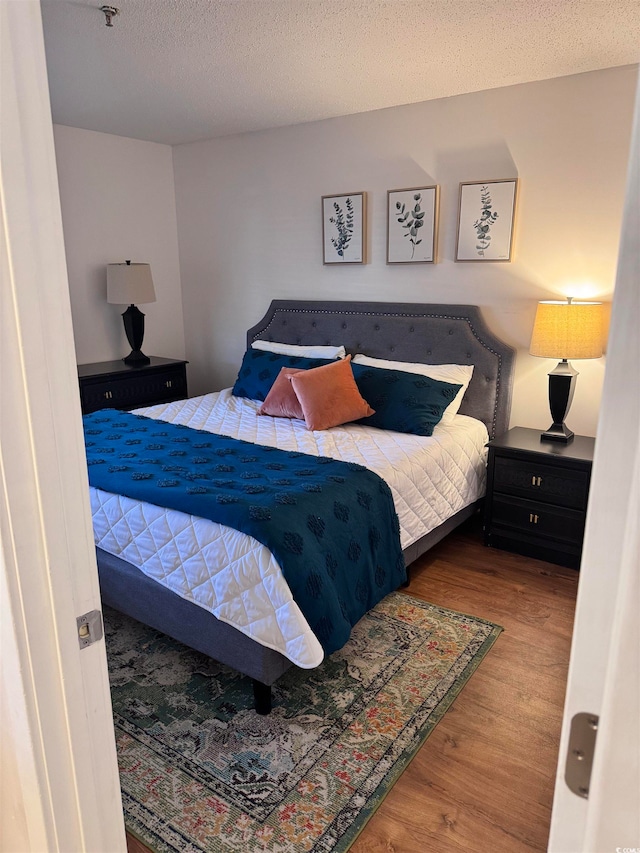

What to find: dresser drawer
left=491, top=494, right=586, bottom=545
left=493, top=456, right=589, bottom=510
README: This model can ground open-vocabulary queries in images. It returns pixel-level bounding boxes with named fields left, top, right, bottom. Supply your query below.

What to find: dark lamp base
left=541, top=423, right=575, bottom=443
left=121, top=304, right=150, bottom=366
left=541, top=360, right=578, bottom=444
left=123, top=350, right=151, bottom=366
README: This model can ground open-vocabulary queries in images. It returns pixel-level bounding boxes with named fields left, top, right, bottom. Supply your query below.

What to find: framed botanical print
left=322, top=192, right=366, bottom=264
left=387, top=186, right=439, bottom=263
left=455, top=179, right=518, bottom=262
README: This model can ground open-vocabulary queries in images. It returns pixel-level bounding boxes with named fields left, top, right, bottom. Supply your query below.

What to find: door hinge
left=565, top=712, right=599, bottom=798
left=76, top=609, right=103, bottom=649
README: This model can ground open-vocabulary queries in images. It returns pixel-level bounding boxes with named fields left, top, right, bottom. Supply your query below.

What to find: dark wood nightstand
left=78, top=357, right=188, bottom=415
left=484, top=426, right=595, bottom=569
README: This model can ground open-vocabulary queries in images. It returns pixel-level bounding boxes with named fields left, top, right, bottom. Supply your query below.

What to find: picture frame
left=322, top=192, right=366, bottom=264
left=455, top=179, right=518, bottom=262
left=387, top=186, right=439, bottom=264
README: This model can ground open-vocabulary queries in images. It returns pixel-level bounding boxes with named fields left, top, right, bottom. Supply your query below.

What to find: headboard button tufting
left=342, top=323, right=347, bottom=329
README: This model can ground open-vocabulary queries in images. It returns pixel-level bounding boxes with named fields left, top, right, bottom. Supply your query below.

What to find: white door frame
left=0, top=2, right=125, bottom=850
left=548, top=71, right=640, bottom=851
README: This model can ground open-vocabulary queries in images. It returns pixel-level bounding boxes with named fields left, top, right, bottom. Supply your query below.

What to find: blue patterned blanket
left=84, top=410, right=406, bottom=656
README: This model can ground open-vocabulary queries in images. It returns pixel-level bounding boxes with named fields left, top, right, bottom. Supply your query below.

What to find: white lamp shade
left=107, top=262, right=156, bottom=305
left=529, top=300, right=603, bottom=360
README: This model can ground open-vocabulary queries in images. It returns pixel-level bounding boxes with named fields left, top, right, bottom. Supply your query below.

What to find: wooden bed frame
left=96, top=300, right=516, bottom=713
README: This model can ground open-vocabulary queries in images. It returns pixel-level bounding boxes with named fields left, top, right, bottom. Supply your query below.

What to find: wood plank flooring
left=126, top=520, right=579, bottom=853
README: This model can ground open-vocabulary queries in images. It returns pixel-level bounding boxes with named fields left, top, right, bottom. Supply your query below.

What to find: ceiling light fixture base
left=100, top=6, right=119, bottom=27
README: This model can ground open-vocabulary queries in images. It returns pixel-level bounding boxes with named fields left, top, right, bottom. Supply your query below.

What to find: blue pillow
left=351, top=363, right=462, bottom=436
left=231, top=349, right=335, bottom=401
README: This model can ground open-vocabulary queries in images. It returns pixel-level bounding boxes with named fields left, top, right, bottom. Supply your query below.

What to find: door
left=547, top=71, right=640, bottom=851
left=1, top=2, right=126, bottom=850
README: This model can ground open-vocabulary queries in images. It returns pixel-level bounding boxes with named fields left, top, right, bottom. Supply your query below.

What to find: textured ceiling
left=41, top=0, right=640, bottom=146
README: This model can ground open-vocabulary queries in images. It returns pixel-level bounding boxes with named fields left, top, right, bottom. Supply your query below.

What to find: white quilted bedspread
left=91, top=390, right=488, bottom=668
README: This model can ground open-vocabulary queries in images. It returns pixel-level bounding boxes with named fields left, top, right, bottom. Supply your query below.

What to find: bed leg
left=401, top=566, right=411, bottom=588
left=252, top=679, right=272, bottom=715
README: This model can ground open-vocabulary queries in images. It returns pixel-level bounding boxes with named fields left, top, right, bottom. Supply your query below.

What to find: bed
left=92, top=300, right=515, bottom=713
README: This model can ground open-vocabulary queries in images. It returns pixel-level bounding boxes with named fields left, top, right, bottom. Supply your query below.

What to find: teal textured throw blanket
left=84, top=409, right=406, bottom=655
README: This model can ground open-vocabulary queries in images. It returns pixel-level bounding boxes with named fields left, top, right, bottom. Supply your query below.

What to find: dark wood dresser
left=484, top=426, right=595, bottom=569
left=78, top=357, right=188, bottom=415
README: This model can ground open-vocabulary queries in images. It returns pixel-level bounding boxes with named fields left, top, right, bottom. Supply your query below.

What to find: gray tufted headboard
left=247, top=300, right=515, bottom=439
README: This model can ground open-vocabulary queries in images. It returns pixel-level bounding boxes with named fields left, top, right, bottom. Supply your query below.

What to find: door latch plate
left=565, top=711, right=599, bottom=798
left=77, top=609, right=103, bottom=649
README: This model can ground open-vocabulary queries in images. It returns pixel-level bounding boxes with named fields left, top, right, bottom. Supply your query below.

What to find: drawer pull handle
left=529, top=513, right=539, bottom=524
left=531, top=475, right=542, bottom=487
left=103, top=390, right=113, bottom=400
left=165, top=380, right=172, bottom=388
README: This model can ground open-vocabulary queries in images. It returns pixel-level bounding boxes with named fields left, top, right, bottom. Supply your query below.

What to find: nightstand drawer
left=493, top=457, right=589, bottom=510
left=115, top=367, right=187, bottom=408
left=484, top=427, right=594, bottom=569
left=81, top=369, right=186, bottom=412
left=78, top=358, right=188, bottom=414
left=491, top=494, right=586, bottom=545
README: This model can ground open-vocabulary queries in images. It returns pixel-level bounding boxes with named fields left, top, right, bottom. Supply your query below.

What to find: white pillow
left=252, top=340, right=346, bottom=359
left=352, top=354, right=474, bottom=422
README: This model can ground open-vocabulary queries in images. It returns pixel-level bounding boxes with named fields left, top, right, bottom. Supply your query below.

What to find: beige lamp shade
left=107, top=262, right=156, bottom=305
left=529, top=300, right=603, bottom=360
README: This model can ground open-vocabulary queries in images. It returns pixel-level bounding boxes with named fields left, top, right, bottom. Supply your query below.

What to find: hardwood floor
left=126, top=520, right=579, bottom=853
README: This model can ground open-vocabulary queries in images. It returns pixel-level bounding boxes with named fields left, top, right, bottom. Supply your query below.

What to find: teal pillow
left=351, top=363, right=462, bottom=436
left=231, top=349, right=335, bottom=401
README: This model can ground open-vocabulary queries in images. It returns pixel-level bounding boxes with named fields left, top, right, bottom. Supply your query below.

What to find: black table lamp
left=529, top=298, right=603, bottom=443
left=107, top=260, right=156, bottom=365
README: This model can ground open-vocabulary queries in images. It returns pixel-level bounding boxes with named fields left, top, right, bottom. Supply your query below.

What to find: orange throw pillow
left=258, top=367, right=305, bottom=419
left=288, top=355, right=374, bottom=431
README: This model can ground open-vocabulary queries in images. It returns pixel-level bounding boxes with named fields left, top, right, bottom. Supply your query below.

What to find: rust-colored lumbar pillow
left=258, top=367, right=306, bottom=419
left=288, top=355, right=374, bottom=431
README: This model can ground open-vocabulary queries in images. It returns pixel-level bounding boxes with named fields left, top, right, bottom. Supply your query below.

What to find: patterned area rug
left=105, top=593, right=501, bottom=853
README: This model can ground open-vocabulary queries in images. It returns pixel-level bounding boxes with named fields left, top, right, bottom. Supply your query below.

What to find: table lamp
left=107, top=261, right=156, bottom=365
left=529, top=298, right=603, bottom=443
